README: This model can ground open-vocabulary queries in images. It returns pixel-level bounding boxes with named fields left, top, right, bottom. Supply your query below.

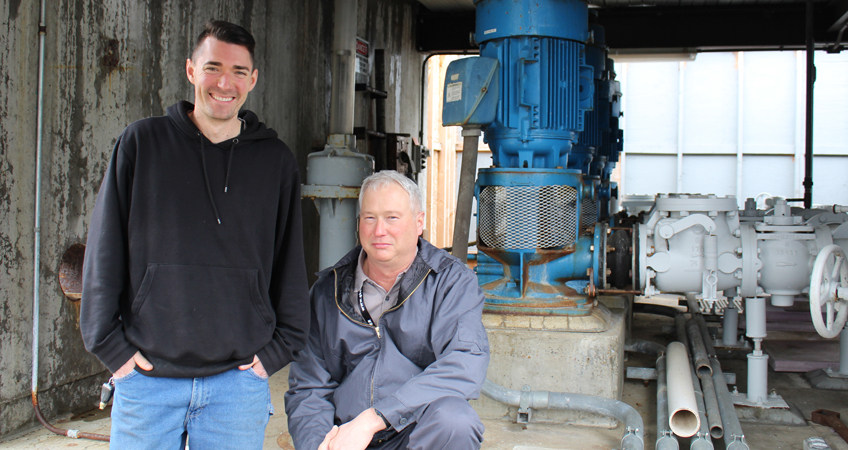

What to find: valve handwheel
left=809, top=245, right=848, bottom=339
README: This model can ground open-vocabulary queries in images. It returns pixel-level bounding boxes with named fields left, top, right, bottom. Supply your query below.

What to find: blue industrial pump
left=572, top=23, right=624, bottom=226
left=444, top=0, right=610, bottom=315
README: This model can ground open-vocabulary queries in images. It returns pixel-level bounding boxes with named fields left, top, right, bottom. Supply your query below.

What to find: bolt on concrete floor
left=3, top=312, right=848, bottom=449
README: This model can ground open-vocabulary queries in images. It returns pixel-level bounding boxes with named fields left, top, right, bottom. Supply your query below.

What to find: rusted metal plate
left=59, top=244, right=85, bottom=300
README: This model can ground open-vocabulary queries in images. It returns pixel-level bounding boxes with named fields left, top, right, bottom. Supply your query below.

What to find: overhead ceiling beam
left=596, top=4, right=835, bottom=51
left=416, top=4, right=842, bottom=53
left=825, top=0, right=848, bottom=32
left=417, top=10, right=477, bottom=52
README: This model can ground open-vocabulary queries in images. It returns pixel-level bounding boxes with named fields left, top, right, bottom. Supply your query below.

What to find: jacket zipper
left=334, top=266, right=433, bottom=405
left=368, top=268, right=431, bottom=405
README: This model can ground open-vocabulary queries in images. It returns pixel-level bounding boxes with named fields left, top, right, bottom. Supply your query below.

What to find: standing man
left=285, top=170, right=490, bottom=450
left=81, top=20, right=309, bottom=449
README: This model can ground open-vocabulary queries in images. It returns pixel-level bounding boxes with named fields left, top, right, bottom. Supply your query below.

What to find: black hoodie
left=81, top=101, right=309, bottom=378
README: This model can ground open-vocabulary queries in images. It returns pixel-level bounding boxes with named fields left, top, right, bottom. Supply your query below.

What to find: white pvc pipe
left=667, top=342, right=701, bottom=438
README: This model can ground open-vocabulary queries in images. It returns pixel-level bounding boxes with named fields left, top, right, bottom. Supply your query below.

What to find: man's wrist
left=373, top=409, right=391, bottom=430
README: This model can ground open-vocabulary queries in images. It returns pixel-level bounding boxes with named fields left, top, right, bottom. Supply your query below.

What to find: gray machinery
left=436, top=0, right=847, bottom=443
left=302, top=0, right=374, bottom=270
left=627, top=195, right=848, bottom=404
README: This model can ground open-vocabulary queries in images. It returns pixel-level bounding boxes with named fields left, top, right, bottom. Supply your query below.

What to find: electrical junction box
left=442, top=56, right=499, bottom=127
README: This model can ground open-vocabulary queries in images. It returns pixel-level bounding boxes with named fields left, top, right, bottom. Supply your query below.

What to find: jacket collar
left=322, top=238, right=450, bottom=314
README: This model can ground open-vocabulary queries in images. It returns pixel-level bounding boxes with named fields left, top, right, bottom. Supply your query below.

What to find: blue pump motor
left=465, top=0, right=604, bottom=315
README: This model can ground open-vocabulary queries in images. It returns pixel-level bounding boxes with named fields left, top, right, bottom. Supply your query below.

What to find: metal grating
left=478, top=185, right=578, bottom=249
left=581, top=197, right=599, bottom=229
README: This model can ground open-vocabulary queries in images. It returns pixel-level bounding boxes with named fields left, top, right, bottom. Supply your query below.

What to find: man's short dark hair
left=192, top=20, right=256, bottom=65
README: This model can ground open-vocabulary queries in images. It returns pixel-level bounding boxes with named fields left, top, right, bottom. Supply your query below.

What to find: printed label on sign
left=355, top=37, right=370, bottom=79
left=451, top=73, right=459, bottom=81
left=356, top=39, right=369, bottom=57
left=446, top=82, right=462, bottom=103
left=484, top=28, right=497, bottom=35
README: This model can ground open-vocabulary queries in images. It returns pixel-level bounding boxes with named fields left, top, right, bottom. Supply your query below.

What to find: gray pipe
left=482, top=379, right=644, bottom=450
left=625, top=339, right=667, bottom=357
left=697, top=368, right=723, bottom=440
left=710, top=359, right=750, bottom=450
left=841, top=324, right=848, bottom=375
left=698, top=316, right=717, bottom=357
left=675, top=314, right=689, bottom=349
left=686, top=320, right=712, bottom=376
left=656, top=355, right=680, bottom=450
left=687, top=319, right=723, bottom=439
left=685, top=294, right=717, bottom=357
left=329, top=0, right=357, bottom=135
left=689, top=365, right=714, bottom=450
left=451, top=128, right=481, bottom=264
left=723, top=304, right=739, bottom=346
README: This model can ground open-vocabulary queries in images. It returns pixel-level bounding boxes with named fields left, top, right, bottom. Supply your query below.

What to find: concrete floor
left=3, top=310, right=848, bottom=450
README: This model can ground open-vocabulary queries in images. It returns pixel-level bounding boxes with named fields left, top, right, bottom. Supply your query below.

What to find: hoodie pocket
left=127, top=264, right=274, bottom=364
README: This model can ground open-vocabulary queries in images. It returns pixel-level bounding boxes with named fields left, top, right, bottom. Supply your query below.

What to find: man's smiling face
left=186, top=36, right=257, bottom=125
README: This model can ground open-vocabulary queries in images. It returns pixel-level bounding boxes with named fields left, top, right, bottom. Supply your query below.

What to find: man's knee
left=425, top=397, right=481, bottom=428
left=412, top=396, right=483, bottom=449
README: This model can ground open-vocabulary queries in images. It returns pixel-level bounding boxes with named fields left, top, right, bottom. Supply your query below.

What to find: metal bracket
left=517, top=385, right=533, bottom=424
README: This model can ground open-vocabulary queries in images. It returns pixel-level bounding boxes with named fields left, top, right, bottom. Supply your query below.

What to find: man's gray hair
left=359, top=171, right=424, bottom=215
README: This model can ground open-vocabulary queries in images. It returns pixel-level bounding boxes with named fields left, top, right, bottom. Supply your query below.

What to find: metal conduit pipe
left=687, top=318, right=723, bottom=439
left=688, top=365, right=715, bottom=450
left=686, top=320, right=712, bottom=376
left=625, top=339, right=667, bottom=357
left=675, top=314, right=690, bottom=349
left=451, top=128, right=481, bottom=264
left=656, top=355, right=680, bottom=450
left=685, top=294, right=717, bottom=357
left=723, top=304, right=739, bottom=346
left=30, top=0, right=108, bottom=441
left=482, top=379, right=645, bottom=450
left=695, top=366, right=723, bottom=440
left=710, top=359, right=750, bottom=450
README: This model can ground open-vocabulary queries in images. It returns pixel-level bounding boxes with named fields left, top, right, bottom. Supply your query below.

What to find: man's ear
left=186, top=59, right=196, bottom=84
left=248, top=68, right=258, bottom=92
left=416, top=211, right=425, bottom=236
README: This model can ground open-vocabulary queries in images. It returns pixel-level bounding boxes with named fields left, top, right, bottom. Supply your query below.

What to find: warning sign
left=355, top=37, right=369, bottom=84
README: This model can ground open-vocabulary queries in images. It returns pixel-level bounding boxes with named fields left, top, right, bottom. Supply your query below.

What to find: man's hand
left=113, top=351, right=153, bottom=379
left=238, top=355, right=268, bottom=378
left=317, top=426, right=339, bottom=450
left=322, top=408, right=387, bottom=450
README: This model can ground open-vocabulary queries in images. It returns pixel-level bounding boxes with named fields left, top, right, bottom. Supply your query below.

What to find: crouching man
left=285, top=170, right=490, bottom=450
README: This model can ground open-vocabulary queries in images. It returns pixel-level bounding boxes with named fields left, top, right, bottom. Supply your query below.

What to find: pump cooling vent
left=581, top=197, right=598, bottom=230
left=478, top=185, right=577, bottom=250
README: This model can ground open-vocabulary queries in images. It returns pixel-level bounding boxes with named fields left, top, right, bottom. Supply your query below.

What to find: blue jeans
left=110, top=367, right=272, bottom=450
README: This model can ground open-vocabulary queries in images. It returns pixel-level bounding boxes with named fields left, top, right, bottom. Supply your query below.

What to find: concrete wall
left=0, top=0, right=423, bottom=437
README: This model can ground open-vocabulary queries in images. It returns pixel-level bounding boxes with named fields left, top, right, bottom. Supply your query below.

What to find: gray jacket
left=285, top=239, right=490, bottom=450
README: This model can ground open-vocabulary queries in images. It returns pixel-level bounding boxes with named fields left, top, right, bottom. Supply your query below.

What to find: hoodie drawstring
left=224, top=139, right=237, bottom=193
left=198, top=118, right=243, bottom=225
left=199, top=135, right=223, bottom=225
